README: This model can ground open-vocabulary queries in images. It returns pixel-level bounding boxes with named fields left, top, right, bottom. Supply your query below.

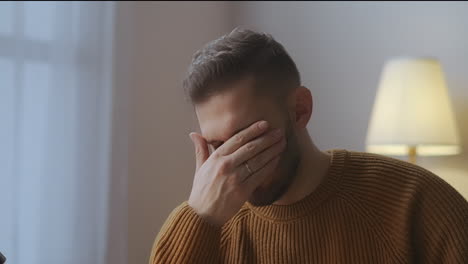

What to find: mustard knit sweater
left=150, top=149, right=468, bottom=263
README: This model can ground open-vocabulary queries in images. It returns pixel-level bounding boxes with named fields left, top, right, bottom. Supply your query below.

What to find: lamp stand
left=408, top=146, right=417, bottom=164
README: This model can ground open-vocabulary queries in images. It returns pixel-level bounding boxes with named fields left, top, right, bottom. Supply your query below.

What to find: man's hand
left=187, top=120, right=286, bottom=227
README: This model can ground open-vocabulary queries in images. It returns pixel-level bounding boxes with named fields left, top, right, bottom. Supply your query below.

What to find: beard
left=248, top=118, right=301, bottom=206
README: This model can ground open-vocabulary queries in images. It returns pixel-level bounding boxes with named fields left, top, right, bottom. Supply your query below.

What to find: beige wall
left=115, top=2, right=468, bottom=263
left=115, top=2, right=234, bottom=263
left=234, top=1, right=468, bottom=199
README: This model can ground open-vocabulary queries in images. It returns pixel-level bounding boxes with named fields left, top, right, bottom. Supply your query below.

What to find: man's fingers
left=244, top=154, right=281, bottom=191
left=230, top=128, right=284, bottom=168
left=245, top=137, right=285, bottom=172
left=216, top=120, right=269, bottom=156
left=189, top=132, right=209, bottom=170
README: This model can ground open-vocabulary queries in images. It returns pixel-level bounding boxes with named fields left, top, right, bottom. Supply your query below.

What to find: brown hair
left=183, top=27, right=301, bottom=104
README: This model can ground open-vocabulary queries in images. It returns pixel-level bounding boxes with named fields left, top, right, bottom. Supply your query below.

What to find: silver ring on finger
left=244, top=162, right=253, bottom=175
left=241, top=162, right=254, bottom=183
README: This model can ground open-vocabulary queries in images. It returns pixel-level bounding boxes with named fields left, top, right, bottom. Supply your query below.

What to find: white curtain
left=0, top=2, right=115, bottom=263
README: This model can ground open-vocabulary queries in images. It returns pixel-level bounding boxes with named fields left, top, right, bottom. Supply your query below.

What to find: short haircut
left=183, top=27, right=301, bottom=105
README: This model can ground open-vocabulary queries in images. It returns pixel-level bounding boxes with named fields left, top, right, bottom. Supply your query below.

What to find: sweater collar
left=245, top=149, right=347, bottom=222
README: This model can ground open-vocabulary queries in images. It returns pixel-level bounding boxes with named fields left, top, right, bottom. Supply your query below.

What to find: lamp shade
left=366, top=57, right=461, bottom=156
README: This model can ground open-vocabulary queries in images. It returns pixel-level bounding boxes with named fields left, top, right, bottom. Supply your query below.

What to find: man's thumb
left=189, top=132, right=209, bottom=169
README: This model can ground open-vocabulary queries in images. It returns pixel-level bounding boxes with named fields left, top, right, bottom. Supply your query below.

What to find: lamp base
left=408, top=146, right=417, bottom=164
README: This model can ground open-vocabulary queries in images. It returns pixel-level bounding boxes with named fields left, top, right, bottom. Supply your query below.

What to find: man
left=149, top=28, right=468, bottom=263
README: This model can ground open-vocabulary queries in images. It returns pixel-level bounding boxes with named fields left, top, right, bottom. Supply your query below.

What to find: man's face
left=195, top=77, right=301, bottom=206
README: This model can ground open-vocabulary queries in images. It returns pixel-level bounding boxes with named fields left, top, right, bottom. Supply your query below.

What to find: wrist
left=187, top=202, right=224, bottom=228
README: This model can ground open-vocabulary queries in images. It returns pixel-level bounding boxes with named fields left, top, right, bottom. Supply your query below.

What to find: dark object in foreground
left=0, top=251, right=5, bottom=264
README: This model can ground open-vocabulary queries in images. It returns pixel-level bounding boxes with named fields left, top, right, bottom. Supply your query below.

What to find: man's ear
left=290, top=86, right=313, bottom=129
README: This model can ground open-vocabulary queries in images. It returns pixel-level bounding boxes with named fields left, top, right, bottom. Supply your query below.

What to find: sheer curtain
left=0, top=2, right=115, bottom=263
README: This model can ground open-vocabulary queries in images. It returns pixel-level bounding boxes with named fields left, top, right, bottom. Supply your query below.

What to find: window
left=0, top=2, right=115, bottom=263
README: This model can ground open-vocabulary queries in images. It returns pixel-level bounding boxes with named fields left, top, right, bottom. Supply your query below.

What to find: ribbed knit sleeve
left=149, top=201, right=221, bottom=264
left=410, top=170, right=468, bottom=263
left=149, top=150, right=468, bottom=263
left=341, top=151, right=468, bottom=263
